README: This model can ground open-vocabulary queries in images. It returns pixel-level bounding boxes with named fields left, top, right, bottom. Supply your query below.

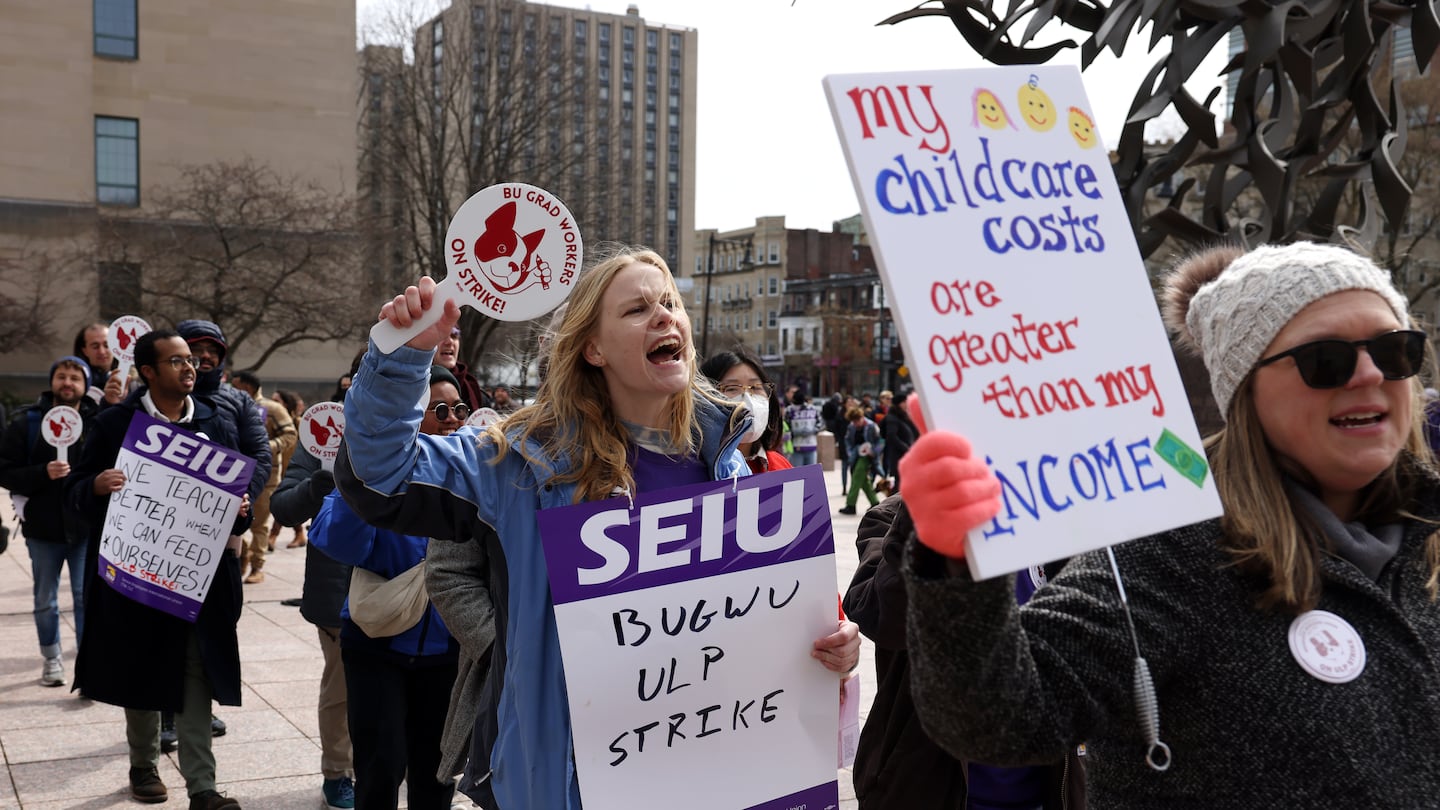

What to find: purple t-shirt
left=629, top=444, right=708, bottom=494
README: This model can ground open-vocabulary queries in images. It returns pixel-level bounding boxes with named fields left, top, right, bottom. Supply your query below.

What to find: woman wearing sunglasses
left=334, top=247, right=861, bottom=810
left=891, top=242, right=1440, bottom=807
left=308, top=364, right=467, bottom=810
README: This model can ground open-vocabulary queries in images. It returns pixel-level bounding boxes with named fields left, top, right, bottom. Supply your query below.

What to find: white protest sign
left=107, top=315, right=151, bottom=383
left=300, top=402, right=345, bottom=472
left=41, top=405, right=83, bottom=464
left=370, top=183, right=583, bottom=353
left=99, top=411, right=256, bottom=621
left=826, top=67, right=1222, bottom=579
left=465, top=406, right=501, bottom=429
left=537, top=465, right=841, bottom=810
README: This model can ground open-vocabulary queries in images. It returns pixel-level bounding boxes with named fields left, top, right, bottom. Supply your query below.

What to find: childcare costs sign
left=826, top=67, right=1222, bottom=579
left=99, top=412, right=255, bottom=621
left=539, top=465, right=840, bottom=810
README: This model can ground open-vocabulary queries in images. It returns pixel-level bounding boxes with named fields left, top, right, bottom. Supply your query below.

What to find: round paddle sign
left=107, top=315, right=152, bottom=376
left=299, top=402, right=346, bottom=472
left=41, top=405, right=84, bottom=463
left=465, top=407, right=502, bottom=429
left=370, top=183, right=583, bottom=352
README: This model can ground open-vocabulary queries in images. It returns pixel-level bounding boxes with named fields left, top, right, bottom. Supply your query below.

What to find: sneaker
left=211, top=714, right=227, bottom=737
left=160, top=714, right=178, bottom=753
left=243, top=570, right=265, bottom=584
left=321, top=775, right=355, bottom=810
left=129, top=766, right=168, bottom=804
left=837, top=506, right=857, bottom=515
left=40, top=657, right=65, bottom=687
left=188, top=789, right=240, bottom=810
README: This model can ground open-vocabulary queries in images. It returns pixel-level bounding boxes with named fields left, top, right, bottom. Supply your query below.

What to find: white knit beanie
left=1183, top=242, right=1411, bottom=417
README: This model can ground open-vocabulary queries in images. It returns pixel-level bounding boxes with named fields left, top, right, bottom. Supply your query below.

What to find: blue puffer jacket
left=309, top=488, right=456, bottom=660
left=335, top=340, right=750, bottom=810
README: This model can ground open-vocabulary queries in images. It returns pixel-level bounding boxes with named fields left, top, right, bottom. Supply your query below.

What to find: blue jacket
left=335, top=341, right=749, bottom=810
left=310, top=488, right=456, bottom=660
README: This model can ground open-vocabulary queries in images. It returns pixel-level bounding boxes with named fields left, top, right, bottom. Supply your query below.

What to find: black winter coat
left=270, top=443, right=351, bottom=629
left=844, top=496, right=1085, bottom=810
left=881, top=406, right=918, bottom=485
left=65, top=389, right=258, bottom=710
left=0, top=392, right=98, bottom=543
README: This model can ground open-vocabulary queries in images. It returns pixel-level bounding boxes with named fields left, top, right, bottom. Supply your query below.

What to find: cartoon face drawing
left=1017, top=76, right=1057, bottom=132
left=473, top=202, right=552, bottom=295
left=1068, top=107, right=1098, bottom=148
left=971, top=88, right=1015, bottom=131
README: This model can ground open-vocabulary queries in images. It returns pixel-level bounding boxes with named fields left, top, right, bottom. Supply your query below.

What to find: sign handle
left=369, top=292, right=452, bottom=354
left=57, top=445, right=67, bottom=465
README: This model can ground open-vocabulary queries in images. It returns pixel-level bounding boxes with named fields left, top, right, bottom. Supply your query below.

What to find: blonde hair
left=1209, top=373, right=1440, bottom=612
left=488, top=245, right=730, bottom=502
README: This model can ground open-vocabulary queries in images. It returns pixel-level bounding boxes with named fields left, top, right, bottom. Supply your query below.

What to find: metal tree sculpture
left=883, top=0, right=1440, bottom=256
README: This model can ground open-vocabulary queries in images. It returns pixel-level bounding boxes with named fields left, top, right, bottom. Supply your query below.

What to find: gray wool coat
left=902, top=479, right=1440, bottom=809
left=425, top=532, right=496, bottom=782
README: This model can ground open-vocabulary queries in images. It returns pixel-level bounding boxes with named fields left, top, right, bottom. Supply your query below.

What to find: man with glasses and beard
left=66, top=330, right=265, bottom=810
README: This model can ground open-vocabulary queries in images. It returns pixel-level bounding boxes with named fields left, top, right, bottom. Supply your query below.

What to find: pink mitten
left=897, top=432, right=1001, bottom=559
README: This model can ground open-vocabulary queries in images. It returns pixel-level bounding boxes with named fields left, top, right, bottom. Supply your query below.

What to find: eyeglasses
left=165, top=356, right=201, bottom=370
left=427, top=401, right=471, bottom=421
left=717, top=382, right=776, bottom=399
left=1255, top=330, right=1426, bottom=389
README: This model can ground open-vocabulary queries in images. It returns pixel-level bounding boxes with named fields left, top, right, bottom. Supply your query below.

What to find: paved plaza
left=0, top=463, right=877, bottom=809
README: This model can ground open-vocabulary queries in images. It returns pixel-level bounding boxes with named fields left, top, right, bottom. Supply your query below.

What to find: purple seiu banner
left=539, top=465, right=833, bottom=605
left=98, top=411, right=256, bottom=621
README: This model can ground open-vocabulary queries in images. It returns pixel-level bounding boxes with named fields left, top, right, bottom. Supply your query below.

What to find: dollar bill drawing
left=1154, top=428, right=1207, bottom=488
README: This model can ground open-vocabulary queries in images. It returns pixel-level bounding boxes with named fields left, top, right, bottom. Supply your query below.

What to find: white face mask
left=740, top=393, right=768, bottom=445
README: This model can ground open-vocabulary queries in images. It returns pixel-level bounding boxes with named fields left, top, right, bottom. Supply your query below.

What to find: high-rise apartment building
left=0, top=0, right=358, bottom=388
left=361, top=0, right=698, bottom=294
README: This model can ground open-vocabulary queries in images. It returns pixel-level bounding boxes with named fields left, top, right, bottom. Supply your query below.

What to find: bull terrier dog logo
left=474, top=202, right=551, bottom=295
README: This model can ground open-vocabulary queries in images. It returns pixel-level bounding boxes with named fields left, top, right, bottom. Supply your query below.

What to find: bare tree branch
left=93, top=159, right=370, bottom=371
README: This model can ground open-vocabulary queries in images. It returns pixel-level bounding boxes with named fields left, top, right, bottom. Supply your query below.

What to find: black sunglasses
left=1255, top=330, right=1426, bottom=388
left=427, top=401, right=471, bottom=421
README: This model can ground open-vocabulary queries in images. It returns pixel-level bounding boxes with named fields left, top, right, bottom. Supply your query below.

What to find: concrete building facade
left=0, top=0, right=358, bottom=397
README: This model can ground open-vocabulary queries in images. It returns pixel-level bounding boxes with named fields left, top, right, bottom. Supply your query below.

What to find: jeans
left=27, top=538, right=86, bottom=658
left=789, top=448, right=817, bottom=467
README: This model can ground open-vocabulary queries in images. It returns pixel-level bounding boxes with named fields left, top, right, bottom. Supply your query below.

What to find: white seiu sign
left=537, top=465, right=841, bottom=810
left=825, top=66, right=1222, bottom=579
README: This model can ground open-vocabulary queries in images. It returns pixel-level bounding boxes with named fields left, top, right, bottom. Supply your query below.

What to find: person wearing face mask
left=309, top=365, right=464, bottom=810
left=700, top=348, right=792, bottom=474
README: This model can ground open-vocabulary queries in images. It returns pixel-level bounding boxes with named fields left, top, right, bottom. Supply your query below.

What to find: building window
left=94, top=0, right=137, bottom=59
left=95, top=116, right=139, bottom=206
left=769, top=277, right=779, bottom=295
left=769, top=310, right=778, bottom=328
left=98, top=262, right=142, bottom=319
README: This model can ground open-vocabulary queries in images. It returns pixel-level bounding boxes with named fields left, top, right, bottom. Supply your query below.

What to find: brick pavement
left=0, top=463, right=877, bottom=809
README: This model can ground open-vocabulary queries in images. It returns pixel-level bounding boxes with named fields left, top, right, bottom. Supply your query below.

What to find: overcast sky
left=357, top=0, right=1230, bottom=232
